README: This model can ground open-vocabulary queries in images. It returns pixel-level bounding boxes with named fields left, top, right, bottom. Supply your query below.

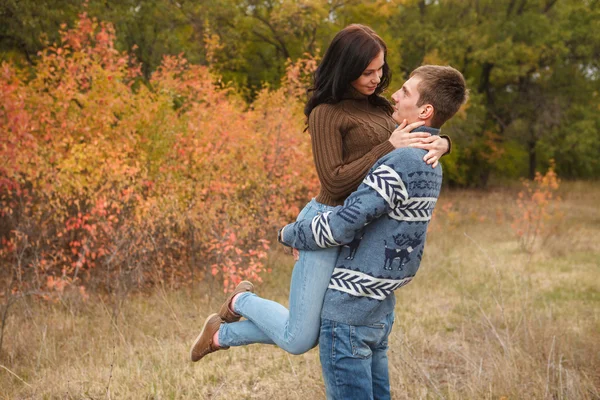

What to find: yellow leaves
left=203, top=27, right=224, bottom=67
left=0, top=11, right=321, bottom=297
left=422, top=49, right=448, bottom=66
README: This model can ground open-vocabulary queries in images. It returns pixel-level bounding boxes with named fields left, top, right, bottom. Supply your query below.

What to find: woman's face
left=350, top=50, right=385, bottom=96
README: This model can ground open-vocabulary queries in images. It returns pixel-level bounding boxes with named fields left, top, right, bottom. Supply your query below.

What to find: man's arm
left=280, top=160, right=409, bottom=251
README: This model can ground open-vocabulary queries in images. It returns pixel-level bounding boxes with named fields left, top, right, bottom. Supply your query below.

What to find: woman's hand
left=292, top=248, right=300, bottom=261
left=410, top=136, right=450, bottom=168
left=388, top=119, right=429, bottom=149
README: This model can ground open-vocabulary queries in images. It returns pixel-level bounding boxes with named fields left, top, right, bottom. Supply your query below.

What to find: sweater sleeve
left=281, top=156, right=407, bottom=250
left=309, top=105, right=395, bottom=200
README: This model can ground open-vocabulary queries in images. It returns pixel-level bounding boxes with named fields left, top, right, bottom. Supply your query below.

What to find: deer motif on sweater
left=341, top=209, right=379, bottom=261
left=383, top=232, right=424, bottom=271
left=343, top=231, right=364, bottom=260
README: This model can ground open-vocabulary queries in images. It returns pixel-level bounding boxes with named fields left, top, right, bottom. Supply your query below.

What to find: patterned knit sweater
left=281, top=127, right=442, bottom=325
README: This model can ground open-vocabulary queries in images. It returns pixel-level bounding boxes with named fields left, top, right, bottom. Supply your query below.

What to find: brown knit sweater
left=309, top=87, right=397, bottom=206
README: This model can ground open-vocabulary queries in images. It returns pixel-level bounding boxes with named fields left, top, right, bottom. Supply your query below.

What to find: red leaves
left=0, top=11, right=320, bottom=297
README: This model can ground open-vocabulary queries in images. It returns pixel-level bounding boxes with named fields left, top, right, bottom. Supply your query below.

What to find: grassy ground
left=1, top=183, right=599, bottom=399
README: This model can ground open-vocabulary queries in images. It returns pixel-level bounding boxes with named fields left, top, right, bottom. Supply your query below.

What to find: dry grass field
left=1, top=182, right=599, bottom=399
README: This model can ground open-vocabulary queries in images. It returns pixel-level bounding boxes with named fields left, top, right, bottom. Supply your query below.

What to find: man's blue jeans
left=218, top=199, right=340, bottom=354
left=319, top=312, right=395, bottom=400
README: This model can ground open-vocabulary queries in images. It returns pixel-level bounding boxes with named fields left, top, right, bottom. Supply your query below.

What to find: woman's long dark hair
left=304, top=24, right=393, bottom=118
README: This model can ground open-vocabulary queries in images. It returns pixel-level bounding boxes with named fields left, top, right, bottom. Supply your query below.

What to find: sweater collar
left=340, top=85, right=369, bottom=101
left=412, top=126, right=441, bottom=136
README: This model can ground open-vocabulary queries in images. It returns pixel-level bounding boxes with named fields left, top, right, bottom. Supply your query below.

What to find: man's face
left=391, top=75, right=423, bottom=124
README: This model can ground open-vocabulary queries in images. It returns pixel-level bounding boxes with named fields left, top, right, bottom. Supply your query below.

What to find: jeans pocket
left=350, top=324, right=385, bottom=359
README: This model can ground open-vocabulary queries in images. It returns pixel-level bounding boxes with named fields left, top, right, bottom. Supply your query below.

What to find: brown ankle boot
left=190, top=313, right=228, bottom=362
left=218, top=281, right=254, bottom=323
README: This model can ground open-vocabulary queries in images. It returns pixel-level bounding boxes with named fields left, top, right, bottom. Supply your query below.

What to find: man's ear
left=419, top=104, right=434, bottom=121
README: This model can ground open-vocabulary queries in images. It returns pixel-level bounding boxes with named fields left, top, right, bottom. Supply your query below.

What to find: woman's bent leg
left=218, top=199, right=339, bottom=354
left=218, top=320, right=275, bottom=346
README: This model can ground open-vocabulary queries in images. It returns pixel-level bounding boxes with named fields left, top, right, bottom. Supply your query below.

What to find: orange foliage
left=0, top=13, right=319, bottom=298
left=510, top=162, right=563, bottom=253
left=282, top=54, right=320, bottom=100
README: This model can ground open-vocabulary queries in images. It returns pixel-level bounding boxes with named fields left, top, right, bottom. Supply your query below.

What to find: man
left=278, top=65, right=468, bottom=400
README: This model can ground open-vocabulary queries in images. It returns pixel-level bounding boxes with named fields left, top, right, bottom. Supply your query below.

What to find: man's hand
left=410, top=136, right=450, bottom=168
left=292, top=248, right=299, bottom=261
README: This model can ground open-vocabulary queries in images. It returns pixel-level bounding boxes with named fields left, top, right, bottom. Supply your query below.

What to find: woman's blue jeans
left=218, top=199, right=340, bottom=355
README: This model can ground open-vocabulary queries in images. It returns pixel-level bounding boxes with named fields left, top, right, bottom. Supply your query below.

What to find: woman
left=191, top=24, right=450, bottom=361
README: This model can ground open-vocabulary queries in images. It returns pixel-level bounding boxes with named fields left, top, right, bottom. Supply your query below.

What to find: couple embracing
left=191, top=24, right=468, bottom=400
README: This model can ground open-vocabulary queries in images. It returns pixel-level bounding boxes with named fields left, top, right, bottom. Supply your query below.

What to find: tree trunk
left=528, top=140, right=537, bottom=180
left=478, top=166, right=491, bottom=188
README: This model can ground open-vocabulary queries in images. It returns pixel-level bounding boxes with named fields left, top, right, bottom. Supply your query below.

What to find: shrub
left=510, top=162, right=562, bottom=253
left=0, top=13, right=318, bottom=299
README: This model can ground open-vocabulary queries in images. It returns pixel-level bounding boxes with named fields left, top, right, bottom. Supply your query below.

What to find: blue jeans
left=218, top=199, right=340, bottom=354
left=319, top=312, right=395, bottom=400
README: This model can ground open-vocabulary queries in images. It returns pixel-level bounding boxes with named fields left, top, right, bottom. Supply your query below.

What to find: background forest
left=3, top=0, right=600, bottom=183
left=0, top=0, right=599, bottom=398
